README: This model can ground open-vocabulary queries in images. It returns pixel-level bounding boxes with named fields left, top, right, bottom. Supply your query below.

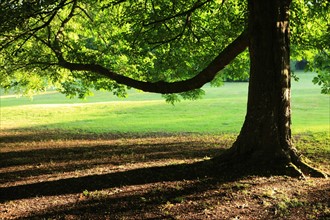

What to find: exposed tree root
left=290, top=156, right=328, bottom=178
left=286, top=147, right=328, bottom=178
left=205, top=147, right=328, bottom=179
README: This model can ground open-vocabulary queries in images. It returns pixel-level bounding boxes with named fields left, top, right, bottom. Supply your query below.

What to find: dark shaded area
left=0, top=130, right=229, bottom=185
left=0, top=130, right=232, bottom=203
left=0, top=143, right=222, bottom=168
left=0, top=143, right=222, bottom=185
left=17, top=177, right=228, bottom=220
left=0, top=153, right=293, bottom=203
left=0, top=162, right=220, bottom=203
left=0, top=129, right=180, bottom=143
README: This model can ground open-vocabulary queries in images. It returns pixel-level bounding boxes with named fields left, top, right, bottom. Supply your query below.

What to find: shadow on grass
left=0, top=142, right=221, bottom=168
left=0, top=129, right=234, bottom=203
left=21, top=177, right=230, bottom=219
left=0, top=161, right=228, bottom=202
left=0, top=131, right=231, bottom=185
left=0, top=128, right=179, bottom=143
left=4, top=166, right=330, bottom=220
left=1, top=158, right=252, bottom=219
left=7, top=167, right=241, bottom=219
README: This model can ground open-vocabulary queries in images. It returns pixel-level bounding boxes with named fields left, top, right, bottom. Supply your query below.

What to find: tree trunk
left=214, top=0, right=326, bottom=177
left=233, top=0, right=292, bottom=162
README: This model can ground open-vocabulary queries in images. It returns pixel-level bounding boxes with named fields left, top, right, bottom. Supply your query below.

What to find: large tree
left=0, top=0, right=329, bottom=177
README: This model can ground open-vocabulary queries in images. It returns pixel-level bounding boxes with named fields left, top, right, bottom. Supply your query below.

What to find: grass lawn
left=0, top=72, right=329, bottom=134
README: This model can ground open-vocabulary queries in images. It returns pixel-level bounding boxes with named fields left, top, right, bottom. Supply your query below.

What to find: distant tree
left=0, top=0, right=329, bottom=177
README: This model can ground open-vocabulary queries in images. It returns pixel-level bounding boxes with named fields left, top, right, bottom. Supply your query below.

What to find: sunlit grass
left=0, top=72, right=328, bottom=134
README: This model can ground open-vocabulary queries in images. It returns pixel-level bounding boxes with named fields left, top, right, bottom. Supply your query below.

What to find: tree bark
left=219, top=0, right=326, bottom=177
left=233, top=0, right=292, bottom=161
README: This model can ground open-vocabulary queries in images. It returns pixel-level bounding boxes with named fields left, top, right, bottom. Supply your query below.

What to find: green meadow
left=0, top=72, right=329, bottom=134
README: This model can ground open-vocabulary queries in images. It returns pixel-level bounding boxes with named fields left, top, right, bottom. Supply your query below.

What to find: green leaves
left=290, top=0, right=329, bottom=94
left=162, top=88, right=206, bottom=104
left=310, top=51, right=330, bottom=94
left=312, top=72, right=330, bottom=94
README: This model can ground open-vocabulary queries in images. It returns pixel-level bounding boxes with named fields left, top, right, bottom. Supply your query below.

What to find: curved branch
left=58, top=29, right=249, bottom=94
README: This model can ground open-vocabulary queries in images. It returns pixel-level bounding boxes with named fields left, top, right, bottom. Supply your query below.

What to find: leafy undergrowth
left=0, top=130, right=329, bottom=220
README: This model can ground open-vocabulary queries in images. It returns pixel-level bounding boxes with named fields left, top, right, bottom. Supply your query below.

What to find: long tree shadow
left=0, top=142, right=222, bottom=168
left=1, top=160, right=235, bottom=203
left=19, top=174, right=228, bottom=219
left=1, top=129, right=236, bottom=203
left=10, top=166, right=330, bottom=220
left=1, top=153, right=281, bottom=204
left=1, top=160, right=328, bottom=220
left=0, top=129, right=146, bottom=143
left=0, top=139, right=227, bottom=185
left=1, top=158, right=261, bottom=220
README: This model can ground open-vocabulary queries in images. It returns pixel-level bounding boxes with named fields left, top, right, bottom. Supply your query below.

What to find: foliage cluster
left=290, top=0, right=330, bottom=94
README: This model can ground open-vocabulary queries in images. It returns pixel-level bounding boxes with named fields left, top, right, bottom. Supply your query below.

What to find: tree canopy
left=1, top=0, right=328, bottom=100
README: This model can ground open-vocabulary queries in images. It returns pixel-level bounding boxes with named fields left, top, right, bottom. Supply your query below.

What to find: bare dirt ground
left=0, top=130, right=329, bottom=220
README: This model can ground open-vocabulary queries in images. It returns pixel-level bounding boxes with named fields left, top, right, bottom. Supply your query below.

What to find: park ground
left=0, top=130, right=329, bottom=219
left=0, top=72, right=329, bottom=219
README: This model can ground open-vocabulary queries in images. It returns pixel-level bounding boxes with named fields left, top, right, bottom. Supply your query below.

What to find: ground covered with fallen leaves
left=0, top=130, right=329, bottom=219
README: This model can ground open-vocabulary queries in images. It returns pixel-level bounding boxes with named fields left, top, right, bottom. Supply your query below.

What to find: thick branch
left=58, top=30, right=248, bottom=94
